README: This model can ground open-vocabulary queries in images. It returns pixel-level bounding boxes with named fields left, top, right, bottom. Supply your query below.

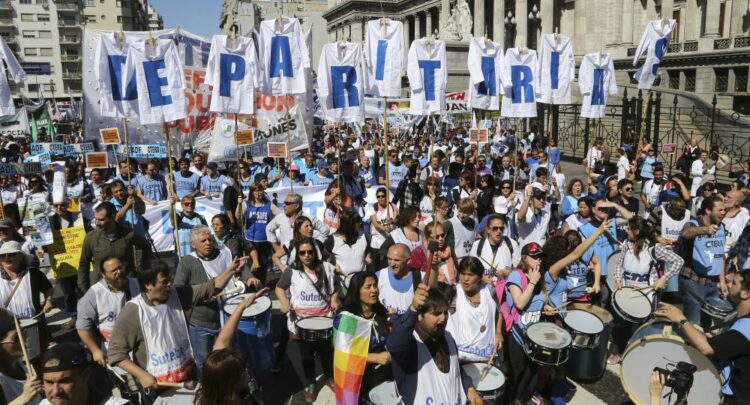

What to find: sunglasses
left=434, top=233, right=446, bottom=239
left=0, top=253, right=19, bottom=259
left=376, top=195, right=386, bottom=198
left=298, top=250, right=314, bottom=256
left=501, top=186, right=511, bottom=190
left=623, top=187, right=633, bottom=191
left=490, top=226, right=505, bottom=232
left=182, top=202, right=194, bottom=206
left=284, top=201, right=297, bottom=205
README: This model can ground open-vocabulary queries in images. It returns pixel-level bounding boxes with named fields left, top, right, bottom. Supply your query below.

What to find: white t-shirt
left=517, top=207, right=551, bottom=248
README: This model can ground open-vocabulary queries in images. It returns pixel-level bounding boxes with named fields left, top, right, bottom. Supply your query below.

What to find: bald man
left=376, top=243, right=422, bottom=316
left=724, top=190, right=750, bottom=259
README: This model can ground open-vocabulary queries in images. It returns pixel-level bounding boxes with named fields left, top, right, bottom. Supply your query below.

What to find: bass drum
left=621, top=320, right=722, bottom=405
left=605, top=250, right=622, bottom=293
left=565, top=303, right=613, bottom=381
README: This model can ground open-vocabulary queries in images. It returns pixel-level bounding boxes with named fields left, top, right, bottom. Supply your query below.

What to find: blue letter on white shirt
left=375, top=40, right=387, bottom=81
left=418, top=60, right=440, bottom=101
left=219, top=53, right=245, bottom=97
left=142, top=59, right=172, bottom=107
left=478, top=56, right=496, bottom=96
left=550, top=51, right=560, bottom=90
left=330, top=66, right=360, bottom=108
left=651, top=37, right=669, bottom=75
left=270, top=36, right=293, bottom=78
left=511, top=65, right=534, bottom=103
left=107, top=55, right=137, bottom=101
left=591, top=68, right=605, bottom=106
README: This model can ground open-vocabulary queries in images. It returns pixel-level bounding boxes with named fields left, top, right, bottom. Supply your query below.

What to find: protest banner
left=23, top=162, right=42, bottom=175
left=85, top=152, right=109, bottom=169
left=48, top=142, right=65, bottom=156
left=29, top=101, right=55, bottom=141
left=30, top=143, right=49, bottom=156
left=48, top=226, right=87, bottom=279
left=0, top=163, right=17, bottom=177
left=236, top=129, right=254, bottom=146
left=267, top=142, right=288, bottom=159
left=99, top=128, right=121, bottom=145
left=0, top=107, right=30, bottom=138
left=24, top=152, right=51, bottom=170
left=30, top=202, right=53, bottom=246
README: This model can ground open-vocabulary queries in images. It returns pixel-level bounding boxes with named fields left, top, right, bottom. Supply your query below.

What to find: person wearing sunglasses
left=0, top=308, right=42, bottom=405
left=168, top=195, right=208, bottom=258
left=274, top=238, right=339, bottom=402
left=471, top=214, right=519, bottom=284
left=378, top=150, right=409, bottom=196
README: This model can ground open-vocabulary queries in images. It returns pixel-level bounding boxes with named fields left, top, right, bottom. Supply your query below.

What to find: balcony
left=60, top=55, right=80, bottom=62
left=58, top=19, right=79, bottom=27
left=59, top=36, right=80, bottom=44
left=0, top=18, right=12, bottom=26
left=0, top=1, right=12, bottom=11
left=62, top=71, right=81, bottom=79
left=56, top=3, right=78, bottom=12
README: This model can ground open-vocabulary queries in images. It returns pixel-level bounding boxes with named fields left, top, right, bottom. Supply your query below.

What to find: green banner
left=29, top=101, right=56, bottom=141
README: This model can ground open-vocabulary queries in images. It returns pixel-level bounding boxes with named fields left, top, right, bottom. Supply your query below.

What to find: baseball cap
left=0, top=219, right=13, bottom=230
left=289, top=163, right=300, bottom=171
left=206, top=162, right=218, bottom=170
left=42, top=343, right=88, bottom=373
left=521, top=242, right=544, bottom=258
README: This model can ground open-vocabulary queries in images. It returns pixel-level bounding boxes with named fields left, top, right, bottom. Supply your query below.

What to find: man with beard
left=40, top=343, right=127, bottom=405
left=641, top=164, right=667, bottom=216
left=77, top=202, right=151, bottom=292
left=657, top=270, right=750, bottom=404
left=76, top=256, right=140, bottom=367
left=679, top=195, right=728, bottom=324
left=173, top=158, right=201, bottom=199
left=387, top=283, right=483, bottom=405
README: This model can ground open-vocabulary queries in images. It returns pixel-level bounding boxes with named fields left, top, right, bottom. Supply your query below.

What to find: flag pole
left=164, top=123, right=181, bottom=259
left=122, top=118, right=138, bottom=269
left=382, top=99, right=391, bottom=222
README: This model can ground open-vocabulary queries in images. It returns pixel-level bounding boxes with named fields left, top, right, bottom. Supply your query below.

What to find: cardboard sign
left=99, top=127, right=121, bottom=145
left=48, top=142, right=65, bottom=155
left=0, top=163, right=17, bottom=176
left=48, top=226, right=87, bottom=279
left=236, top=129, right=255, bottom=146
left=23, top=162, right=42, bottom=174
left=661, top=143, right=677, bottom=154
left=267, top=142, right=288, bottom=159
left=469, top=129, right=479, bottom=144
left=85, top=152, right=109, bottom=168
left=478, top=129, right=489, bottom=143
left=30, top=143, right=49, bottom=156
left=80, top=142, right=95, bottom=154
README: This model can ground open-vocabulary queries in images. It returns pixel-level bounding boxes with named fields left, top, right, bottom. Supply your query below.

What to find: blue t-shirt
left=546, top=146, right=561, bottom=166
left=384, top=164, right=409, bottom=194
left=109, top=197, right=146, bottom=235
left=244, top=202, right=273, bottom=242
left=138, top=176, right=166, bottom=201
left=507, top=271, right=562, bottom=344
left=177, top=213, right=205, bottom=257
left=721, top=317, right=750, bottom=396
left=580, top=219, right=618, bottom=276
left=686, top=219, right=726, bottom=276
left=310, top=173, right=334, bottom=186
left=173, top=172, right=200, bottom=198
left=200, top=175, right=226, bottom=195
left=561, top=195, right=582, bottom=219
left=640, top=156, right=656, bottom=179
left=114, top=174, right=141, bottom=188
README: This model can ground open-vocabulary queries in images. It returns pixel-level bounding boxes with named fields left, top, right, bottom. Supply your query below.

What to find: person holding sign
left=109, top=180, right=146, bottom=236
left=49, top=199, right=88, bottom=329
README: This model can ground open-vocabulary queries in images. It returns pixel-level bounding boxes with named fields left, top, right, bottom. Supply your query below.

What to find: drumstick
left=13, top=316, right=35, bottom=378
left=157, top=381, right=198, bottom=390
left=106, top=365, right=127, bottom=384
left=478, top=349, right=498, bottom=382
left=633, top=284, right=655, bottom=292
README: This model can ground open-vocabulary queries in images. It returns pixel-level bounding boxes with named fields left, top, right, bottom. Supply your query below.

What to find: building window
left=668, top=70, right=680, bottom=89
left=43, top=84, right=53, bottom=92
left=21, top=13, right=34, bottom=21
left=715, top=68, right=728, bottom=92
left=684, top=70, right=696, bottom=92
left=20, top=0, right=32, bottom=4
left=38, top=30, right=51, bottom=39
left=24, top=48, right=37, bottom=56
left=37, top=14, right=50, bottom=22
left=736, top=67, right=749, bottom=93
left=28, top=84, right=39, bottom=93
left=672, top=10, right=680, bottom=43
left=22, top=31, right=35, bottom=38
left=85, top=15, right=96, bottom=23
left=39, top=48, right=53, bottom=56
left=84, top=0, right=95, bottom=6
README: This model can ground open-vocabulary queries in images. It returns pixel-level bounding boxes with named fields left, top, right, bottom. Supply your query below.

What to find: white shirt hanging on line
left=467, top=37, right=507, bottom=111
left=501, top=48, right=539, bottom=118
left=632, top=19, right=676, bottom=90
left=123, top=38, right=187, bottom=125
left=536, top=34, right=575, bottom=105
left=0, top=37, right=24, bottom=116
left=258, top=17, right=310, bottom=96
left=317, top=42, right=365, bottom=124
left=364, top=19, right=404, bottom=98
left=407, top=38, right=447, bottom=116
left=94, top=32, right=138, bottom=118
left=579, top=53, right=618, bottom=119
left=205, top=34, right=260, bottom=115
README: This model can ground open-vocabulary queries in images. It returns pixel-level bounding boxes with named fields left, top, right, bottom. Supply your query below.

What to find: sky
left=149, top=0, right=223, bottom=38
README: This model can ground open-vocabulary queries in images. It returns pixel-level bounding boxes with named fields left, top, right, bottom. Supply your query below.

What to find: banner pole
left=285, top=103, right=293, bottom=194
left=164, top=123, right=181, bottom=259
left=234, top=114, right=246, bottom=237
left=122, top=118, right=138, bottom=270
left=382, top=98, right=391, bottom=221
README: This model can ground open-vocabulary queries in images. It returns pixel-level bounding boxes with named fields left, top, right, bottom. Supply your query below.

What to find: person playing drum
left=386, top=283, right=483, bottom=405
left=561, top=230, right=601, bottom=303
left=656, top=268, right=750, bottom=405
left=608, top=217, right=684, bottom=365
left=446, top=257, right=503, bottom=364
left=339, top=272, right=393, bottom=400
left=274, top=238, right=340, bottom=403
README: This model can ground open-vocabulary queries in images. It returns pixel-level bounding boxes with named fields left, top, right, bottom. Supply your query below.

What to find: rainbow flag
left=333, top=311, right=372, bottom=405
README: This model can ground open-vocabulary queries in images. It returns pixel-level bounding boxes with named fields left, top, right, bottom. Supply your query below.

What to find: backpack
left=476, top=236, right=514, bottom=259
left=496, top=269, right=527, bottom=333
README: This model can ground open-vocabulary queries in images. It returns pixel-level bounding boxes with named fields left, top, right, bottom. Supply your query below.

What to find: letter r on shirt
left=511, top=65, right=534, bottom=104
left=330, top=66, right=360, bottom=108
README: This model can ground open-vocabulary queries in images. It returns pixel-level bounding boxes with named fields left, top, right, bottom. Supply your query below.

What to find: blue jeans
left=679, top=277, right=720, bottom=325
left=188, top=324, right=220, bottom=377
left=57, top=276, right=78, bottom=316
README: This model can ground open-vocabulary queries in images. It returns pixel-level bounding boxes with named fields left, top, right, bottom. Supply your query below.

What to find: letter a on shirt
left=205, top=35, right=260, bottom=114
left=317, top=42, right=365, bottom=124
left=536, top=34, right=575, bottom=105
left=579, top=53, right=618, bottom=118
left=364, top=19, right=404, bottom=98
left=501, top=48, right=539, bottom=118
left=407, top=39, right=447, bottom=116
left=467, top=37, right=507, bottom=111
left=123, top=38, right=187, bottom=125
left=94, top=32, right=138, bottom=118
left=633, top=19, right=675, bottom=90
left=259, top=17, right=310, bottom=95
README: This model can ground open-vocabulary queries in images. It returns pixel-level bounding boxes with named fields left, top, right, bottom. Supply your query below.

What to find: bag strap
left=301, top=268, right=332, bottom=308
left=3, top=272, right=26, bottom=308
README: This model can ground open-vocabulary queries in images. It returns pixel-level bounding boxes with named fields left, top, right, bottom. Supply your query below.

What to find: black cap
left=521, top=242, right=544, bottom=258
left=206, top=162, right=218, bottom=170
left=42, top=343, right=88, bottom=373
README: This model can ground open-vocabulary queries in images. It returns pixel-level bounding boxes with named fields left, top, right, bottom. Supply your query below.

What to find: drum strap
left=3, top=273, right=26, bottom=308
left=301, top=269, right=332, bottom=309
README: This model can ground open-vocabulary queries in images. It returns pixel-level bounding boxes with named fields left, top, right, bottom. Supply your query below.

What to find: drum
left=702, top=296, right=737, bottom=333
left=367, top=381, right=403, bottom=405
left=462, top=363, right=505, bottom=400
left=611, top=287, right=653, bottom=323
left=621, top=320, right=722, bottom=405
left=524, top=322, right=572, bottom=366
left=563, top=310, right=604, bottom=348
left=605, top=250, right=622, bottom=292
left=153, top=385, right=200, bottom=405
left=295, top=316, right=334, bottom=341
left=565, top=304, right=613, bottom=381
left=19, top=318, right=40, bottom=360
left=222, top=294, right=273, bottom=372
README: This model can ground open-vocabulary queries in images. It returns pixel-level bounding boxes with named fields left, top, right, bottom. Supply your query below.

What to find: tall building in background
left=6, top=0, right=161, bottom=105
left=219, top=0, right=328, bottom=68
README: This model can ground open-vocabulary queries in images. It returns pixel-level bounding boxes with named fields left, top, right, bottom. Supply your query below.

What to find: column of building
left=516, top=0, right=528, bottom=48
left=492, top=0, right=504, bottom=45
left=474, top=0, right=485, bottom=37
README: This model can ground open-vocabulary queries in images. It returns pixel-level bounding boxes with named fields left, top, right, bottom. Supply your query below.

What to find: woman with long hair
left=325, top=210, right=370, bottom=284
left=211, top=213, right=245, bottom=258
left=561, top=178, right=586, bottom=220
left=451, top=172, right=477, bottom=206
left=274, top=238, right=339, bottom=403
left=562, top=197, right=593, bottom=233
left=237, top=183, right=274, bottom=281
left=418, top=176, right=439, bottom=229
left=340, top=272, right=392, bottom=400
left=560, top=230, right=601, bottom=302
left=475, top=174, right=496, bottom=220
left=379, top=205, right=423, bottom=258
left=271, top=215, right=325, bottom=273
left=607, top=217, right=684, bottom=364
